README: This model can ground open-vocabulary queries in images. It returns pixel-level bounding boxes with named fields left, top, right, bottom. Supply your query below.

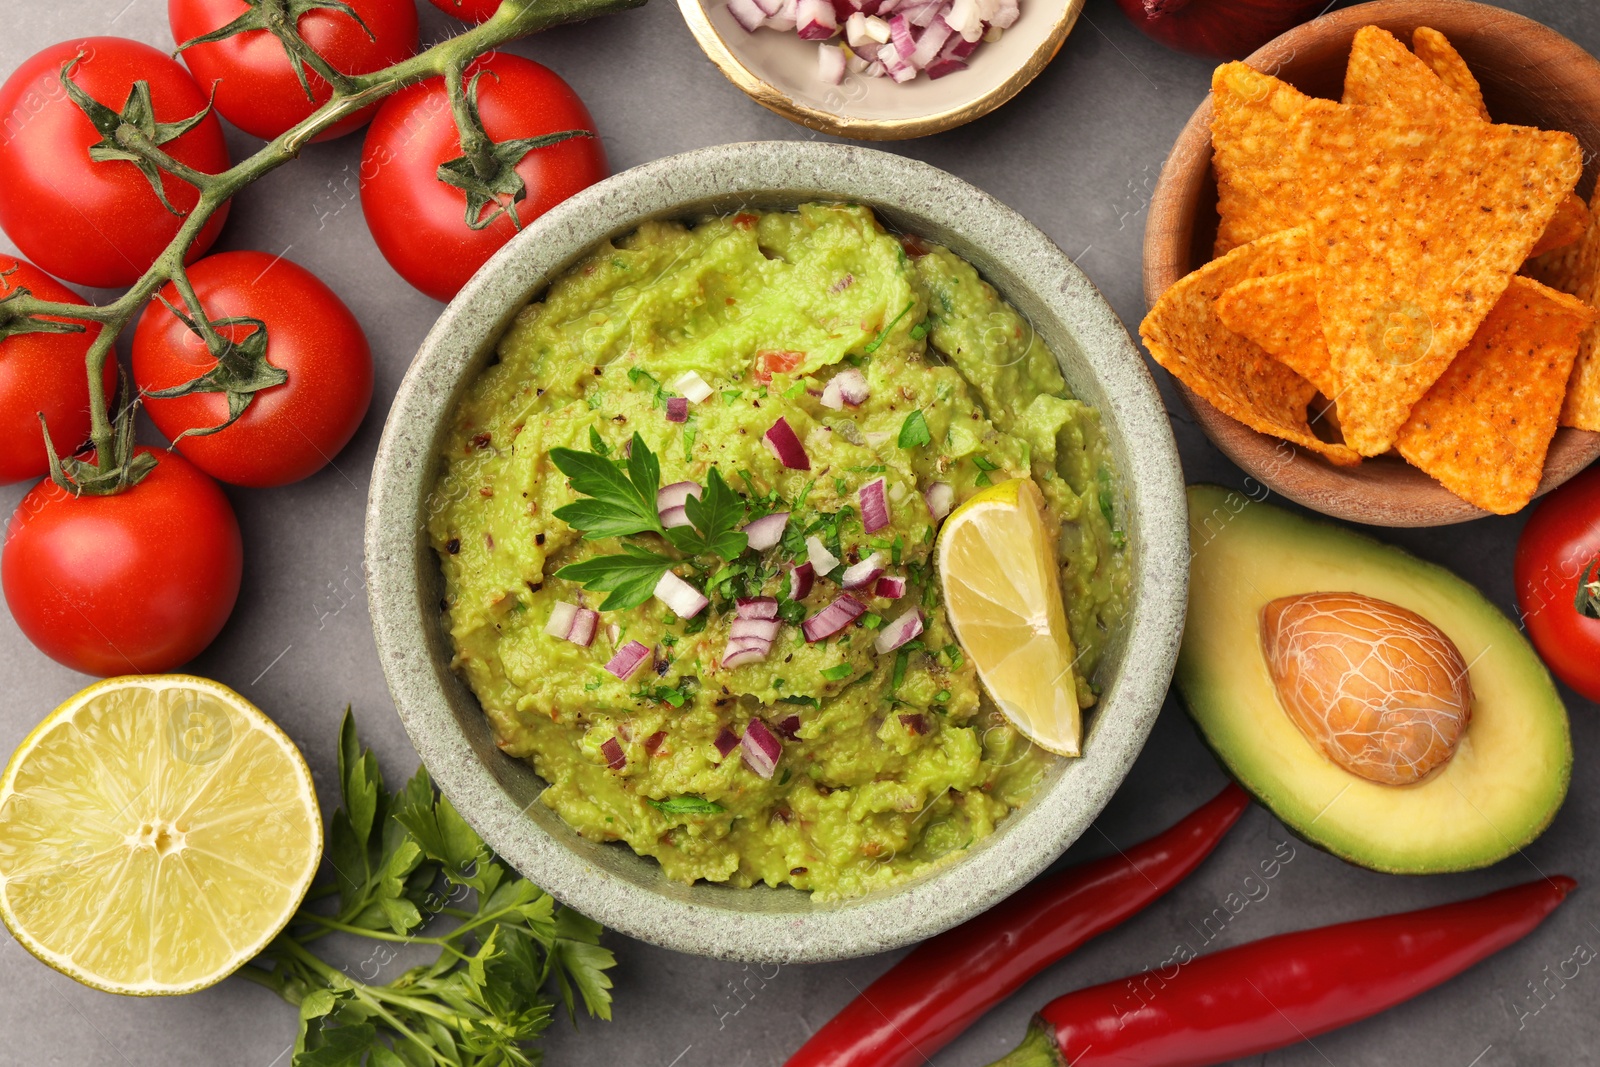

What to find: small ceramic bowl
left=366, top=141, right=1185, bottom=962
left=677, top=0, right=1084, bottom=139
left=1144, top=0, right=1600, bottom=528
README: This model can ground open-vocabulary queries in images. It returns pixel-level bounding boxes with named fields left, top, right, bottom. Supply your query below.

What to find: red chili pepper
left=987, top=875, right=1576, bottom=1067
left=784, top=783, right=1250, bottom=1067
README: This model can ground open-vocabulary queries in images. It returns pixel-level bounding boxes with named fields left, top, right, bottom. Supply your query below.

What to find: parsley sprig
left=241, top=710, right=616, bottom=1067
left=550, top=434, right=749, bottom=610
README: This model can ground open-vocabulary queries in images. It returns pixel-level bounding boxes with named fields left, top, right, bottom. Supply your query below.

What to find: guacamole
left=428, top=203, right=1127, bottom=900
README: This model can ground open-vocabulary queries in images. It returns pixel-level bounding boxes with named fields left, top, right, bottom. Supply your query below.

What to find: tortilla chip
left=1216, top=269, right=1338, bottom=399
left=1210, top=63, right=1339, bottom=257
left=1527, top=186, right=1600, bottom=429
left=1343, top=26, right=1480, bottom=122
left=1142, top=228, right=1359, bottom=466
left=1412, top=26, right=1490, bottom=121
left=1300, top=105, right=1582, bottom=455
left=1342, top=27, right=1586, bottom=259
left=1394, top=276, right=1594, bottom=513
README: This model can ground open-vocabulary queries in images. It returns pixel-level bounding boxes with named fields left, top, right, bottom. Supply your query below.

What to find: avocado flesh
left=1179, top=485, right=1571, bottom=874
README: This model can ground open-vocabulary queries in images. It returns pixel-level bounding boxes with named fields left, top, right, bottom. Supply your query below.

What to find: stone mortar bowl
left=366, top=140, right=1187, bottom=963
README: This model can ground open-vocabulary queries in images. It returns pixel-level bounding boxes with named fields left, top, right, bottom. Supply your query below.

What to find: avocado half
left=1179, top=485, right=1572, bottom=874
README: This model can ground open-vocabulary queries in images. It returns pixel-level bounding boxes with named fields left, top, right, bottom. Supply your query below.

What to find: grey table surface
left=3, top=1, right=1598, bottom=1064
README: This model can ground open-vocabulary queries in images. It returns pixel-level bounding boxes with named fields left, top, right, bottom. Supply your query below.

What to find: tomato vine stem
left=0, top=0, right=645, bottom=493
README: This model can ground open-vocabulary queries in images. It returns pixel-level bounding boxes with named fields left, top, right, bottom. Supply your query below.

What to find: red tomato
left=753, top=350, right=805, bottom=384
left=2, top=448, right=242, bottom=676
left=1515, top=464, right=1600, bottom=703
left=0, top=38, right=231, bottom=288
left=360, top=52, right=606, bottom=302
left=170, top=0, right=418, bottom=142
left=0, top=259, right=116, bottom=484
left=427, top=0, right=502, bottom=21
left=133, top=251, right=373, bottom=488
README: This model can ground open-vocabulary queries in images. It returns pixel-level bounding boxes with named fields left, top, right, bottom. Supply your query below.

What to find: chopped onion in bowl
left=763, top=416, right=811, bottom=470
left=660, top=504, right=692, bottom=529
left=787, top=561, right=815, bottom=600
left=819, top=378, right=845, bottom=410
left=731, top=617, right=782, bottom=643
left=737, top=596, right=780, bottom=620
left=802, top=594, right=865, bottom=641
left=840, top=551, right=884, bottom=589
left=924, top=480, right=954, bottom=521
left=654, top=571, right=709, bottom=618
left=545, top=601, right=577, bottom=639
left=665, top=396, right=689, bottom=422
left=743, top=511, right=789, bottom=550
left=605, top=640, right=652, bottom=680
left=658, top=480, right=702, bottom=511
left=859, top=477, right=890, bottom=533
left=874, top=575, right=907, bottom=599
left=672, top=370, right=713, bottom=403
left=715, top=726, right=741, bottom=756
left=545, top=602, right=600, bottom=647
left=722, top=646, right=768, bottom=669
left=741, top=719, right=783, bottom=779
left=806, top=534, right=841, bottom=575
left=819, top=42, right=847, bottom=84
left=873, top=607, right=924, bottom=654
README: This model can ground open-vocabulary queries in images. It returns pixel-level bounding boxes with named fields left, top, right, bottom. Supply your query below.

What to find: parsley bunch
left=550, top=432, right=749, bottom=610
left=241, top=711, right=616, bottom=1067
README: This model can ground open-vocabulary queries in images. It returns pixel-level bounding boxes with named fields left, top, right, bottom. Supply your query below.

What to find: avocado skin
left=1177, top=485, right=1572, bottom=876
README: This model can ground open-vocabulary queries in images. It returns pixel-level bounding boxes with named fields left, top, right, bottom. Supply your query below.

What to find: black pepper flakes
left=446, top=538, right=461, bottom=554
left=535, top=533, right=546, bottom=546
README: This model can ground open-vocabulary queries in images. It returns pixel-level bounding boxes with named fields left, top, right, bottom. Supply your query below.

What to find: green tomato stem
left=18, top=0, right=645, bottom=492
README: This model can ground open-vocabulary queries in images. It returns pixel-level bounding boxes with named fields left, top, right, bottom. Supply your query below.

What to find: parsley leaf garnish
left=898, top=410, right=931, bottom=449
left=243, top=710, right=617, bottom=1065
left=554, top=544, right=674, bottom=611
left=665, top=467, right=748, bottom=558
left=550, top=432, right=662, bottom=540
left=864, top=299, right=915, bottom=354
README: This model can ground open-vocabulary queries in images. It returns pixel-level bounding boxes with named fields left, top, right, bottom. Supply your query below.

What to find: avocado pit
left=1260, top=592, right=1472, bottom=786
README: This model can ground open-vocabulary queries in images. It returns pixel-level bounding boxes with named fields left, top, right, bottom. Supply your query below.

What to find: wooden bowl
left=1143, top=0, right=1600, bottom=527
left=677, top=0, right=1084, bottom=140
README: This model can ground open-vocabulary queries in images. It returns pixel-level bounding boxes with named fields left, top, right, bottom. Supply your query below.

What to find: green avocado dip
left=428, top=203, right=1128, bottom=900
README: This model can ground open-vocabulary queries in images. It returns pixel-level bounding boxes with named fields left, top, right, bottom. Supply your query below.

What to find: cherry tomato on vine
left=133, top=251, right=374, bottom=488
left=1516, top=465, right=1600, bottom=703
left=0, top=259, right=117, bottom=485
left=2, top=448, right=242, bottom=676
left=0, top=38, right=231, bottom=289
left=360, top=52, right=606, bottom=302
left=170, top=0, right=419, bottom=142
left=427, top=0, right=503, bottom=21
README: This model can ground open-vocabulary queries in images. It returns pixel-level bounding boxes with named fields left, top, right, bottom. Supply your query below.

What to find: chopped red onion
left=924, top=480, right=954, bottom=521
left=753, top=0, right=784, bottom=15
left=665, top=396, right=689, bottom=422
left=859, top=477, right=890, bottom=533
left=834, top=367, right=869, bottom=405
left=658, top=480, right=703, bottom=511
left=601, top=737, right=627, bottom=770
left=544, top=601, right=578, bottom=639
left=806, top=535, right=840, bottom=575
left=818, top=42, right=846, bottom=83
left=715, top=727, right=741, bottom=756
left=763, top=417, right=810, bottom=470
left=731, top=617, right=782, bottom=643
left=654, top=571, right=709, bottom=619
left=873, top=608, right=923, bottom=654
left=819, top=378, right=845, bottom=410
left=722, top=646, right=769, bottom=669
left=672, top=370, right=713, bottom=403
left=787, top=561, right=814, bottom=600
left=773, top=715, right=802, bottom=740
left=660, top=504, right=692, bottom=529
left=992, top=0, right=1018, bottom=27
left=728, top=0, right=766, bottom=30
left=874, top=575, right=907, bottom=599
left=796, top=0, right=837, bottom=38
left=741, top=719, right=783, bottom=779
left=862, top=12, right=891, bottom=39
left=925, top=55, right=967, bottom=78
left=568, top=607, right=598, bottom=647
left=910, top=18, right=952, bottom=65
left=840, top=551, right=884, bottom=589
left=803, top=594, right=866, bottom=642
left=743, top=511, right=789, bottom=550
left=737, top=596, right=780, bottom=620
left=888, top=12, right=915, bottom=56
left=605, top=640, right=652, bottom=680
